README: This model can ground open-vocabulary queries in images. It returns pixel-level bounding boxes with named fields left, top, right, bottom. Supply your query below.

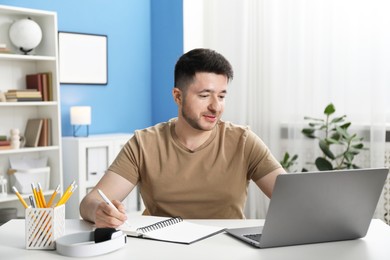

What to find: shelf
left=0, top=53, right=56, bottom=61
left=0, top=189, right=55, bottom=203
left=0, top=146, right=60, bottom=155
left=0, top=5, right=62, bottom=218
left=0, top=101, right=58, bottom=107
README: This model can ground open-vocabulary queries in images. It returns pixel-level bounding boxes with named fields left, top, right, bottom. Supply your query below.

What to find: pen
left=97, top=189, right=130, bottom=227
left=12, top=186, right=29, bottom=209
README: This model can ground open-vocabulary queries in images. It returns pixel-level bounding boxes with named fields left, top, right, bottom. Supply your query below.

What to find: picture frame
left=58, top=32, right=108, bottom=85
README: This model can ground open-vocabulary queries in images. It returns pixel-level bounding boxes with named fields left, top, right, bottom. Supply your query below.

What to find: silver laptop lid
left=259, top=168, right=388, bottom=248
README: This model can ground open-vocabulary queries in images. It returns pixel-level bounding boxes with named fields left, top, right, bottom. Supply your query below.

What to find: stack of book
left=5, top=89, right=42, bottom=102
left=0, top=43, right=11, bottom=54
left=24, top=118, right=52, bottom=147
left=26, top=72, right=53, bottom=101
left=0, top=135, right=11, bottom=150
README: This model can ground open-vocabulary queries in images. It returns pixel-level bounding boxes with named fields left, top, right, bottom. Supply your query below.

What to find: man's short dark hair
left=174, top=48, right=234, bottom=91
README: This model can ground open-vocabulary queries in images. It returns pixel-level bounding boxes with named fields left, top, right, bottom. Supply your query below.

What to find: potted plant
left=280, top=103, right=367, bottom=172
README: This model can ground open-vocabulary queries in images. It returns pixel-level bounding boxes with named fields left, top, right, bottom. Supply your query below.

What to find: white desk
left=0, top=219, right=389, bottom=260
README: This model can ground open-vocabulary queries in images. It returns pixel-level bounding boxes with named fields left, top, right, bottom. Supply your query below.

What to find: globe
left=9, top=18, right=42, bottom=55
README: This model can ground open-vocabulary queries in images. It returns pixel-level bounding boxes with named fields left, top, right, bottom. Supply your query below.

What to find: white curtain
left=184, top=0, right=390, bottom=219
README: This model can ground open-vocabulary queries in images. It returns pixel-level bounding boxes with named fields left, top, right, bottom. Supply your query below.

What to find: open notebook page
left=119, top=215, right=225, bottom=244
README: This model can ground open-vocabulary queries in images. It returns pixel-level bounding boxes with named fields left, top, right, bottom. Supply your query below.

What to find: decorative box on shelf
left=8, top=167, right=50, bottom=194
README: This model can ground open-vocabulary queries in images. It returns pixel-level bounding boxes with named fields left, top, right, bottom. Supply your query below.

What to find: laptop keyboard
left=244, top=234, right=262, bottom=242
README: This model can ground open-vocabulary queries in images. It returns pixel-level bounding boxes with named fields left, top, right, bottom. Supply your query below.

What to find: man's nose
left=208, top=96, right=222, bottom=112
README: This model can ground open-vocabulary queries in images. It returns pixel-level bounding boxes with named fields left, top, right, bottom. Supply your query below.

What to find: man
left=80, top=48, right=285, bottom=227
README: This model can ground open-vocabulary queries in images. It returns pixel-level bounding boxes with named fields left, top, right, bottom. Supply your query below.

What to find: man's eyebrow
left=198, top=89, right=228, bottom=94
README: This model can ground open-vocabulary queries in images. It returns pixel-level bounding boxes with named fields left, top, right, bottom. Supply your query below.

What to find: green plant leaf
left=344, top=152, right=355, bottom=163
left=351, top=143, right=364, bottom=149
left=319, top=140, right=336, bottom=159
left=336, top=125, right=350, bottom=139
left=348, top=149, right=360, bottom=155
left=324, top=103, right=335, bottom=115
left=304, top=116, right=323, bottom=122
left=330, top=116, right=346, bottom=124
left=280, top=152, right=299, bottom=171
left=325, top=137, right=340, bottom=144
left=340, top=122, right=351, bottom=129
left=308, top=122, right=324, bottom=127
left=330, top=132, right=341, bottom=141
left=349, top=133, right=357, bottom=141
left=302, top=128, right=316, bottom=138
left=315, top=157, right=333, bottom=171
left=283, top=152, right=290, bottom=162
left=351, top=136, right=364, bottom=142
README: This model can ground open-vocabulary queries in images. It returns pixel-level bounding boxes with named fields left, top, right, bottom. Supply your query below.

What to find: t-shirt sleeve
left=244, top=130, right=282, bottom=182
left=108, top=135, right=140, bottom=185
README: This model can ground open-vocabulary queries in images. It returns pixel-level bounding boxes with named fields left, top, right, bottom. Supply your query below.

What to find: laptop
left=226, top=168, right=388, bottom=248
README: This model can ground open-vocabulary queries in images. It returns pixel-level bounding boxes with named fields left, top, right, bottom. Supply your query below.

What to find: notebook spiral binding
left=137, top=217, right=183, bottom=233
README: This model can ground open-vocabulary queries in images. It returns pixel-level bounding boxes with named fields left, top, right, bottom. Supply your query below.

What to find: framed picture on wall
left=58, top=32, right=108, bottom=85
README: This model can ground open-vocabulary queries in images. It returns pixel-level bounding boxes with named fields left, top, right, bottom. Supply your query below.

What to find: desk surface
left=0, top=219, right=389, bottom=260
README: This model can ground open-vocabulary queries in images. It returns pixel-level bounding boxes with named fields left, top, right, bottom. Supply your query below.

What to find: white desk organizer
left=25, top=205, right=65, bottom=250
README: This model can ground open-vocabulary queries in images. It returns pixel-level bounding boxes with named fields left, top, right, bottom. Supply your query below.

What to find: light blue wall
left=0, top=0, right=183, bottom=135
left=151, top=0, right=183, bottom=124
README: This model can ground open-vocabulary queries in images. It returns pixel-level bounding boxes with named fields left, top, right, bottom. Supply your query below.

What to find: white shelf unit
left=62, top=133, right=143, bottom=219
left=0, top=5, right=62, bottom=217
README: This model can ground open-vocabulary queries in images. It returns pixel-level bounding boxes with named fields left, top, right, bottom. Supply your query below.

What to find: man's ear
left=172, top=88, right=182, bottom=105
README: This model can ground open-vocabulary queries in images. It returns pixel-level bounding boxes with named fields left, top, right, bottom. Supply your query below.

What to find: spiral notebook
left=119, top=216, right=225, bottom=244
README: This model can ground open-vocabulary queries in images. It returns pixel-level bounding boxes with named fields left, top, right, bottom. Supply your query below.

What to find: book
left=24, top=119, right=43, bottom=147
left=38, top=118, right=51, bottom=147
left=26, top=73, right=42, bottom=96
left=0, top=145, right=11, bottom=150
left=7, top=89, right=40, bottom=92
left=47, top=118, right=52, bottom=146
left=0, top=140, right=11, bottom=146
left=26, top=72, right=52, bottom=101
left=0, top=43, right=11, bottom=54
left=119, top=216, right=226, bottom=244
left=0, top=47, right=11, bottom=54
left=6, top=90, right=41, bottom=97
left=40, top=73, right=48, bottom=101
left=44, top=72, right=53, bottom=101
left=5, top=92, right=41, bottom=98
left=38, top=118, right=47, bottom=147
left=15, top=97, right=43, bottom=102
left=5, top=89, right=42, bottom=101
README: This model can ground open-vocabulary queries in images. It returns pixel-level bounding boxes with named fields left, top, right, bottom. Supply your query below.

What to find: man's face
left=179, top=72, right=228, bottom=131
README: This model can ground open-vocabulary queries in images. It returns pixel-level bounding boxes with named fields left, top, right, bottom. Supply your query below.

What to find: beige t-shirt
left=109, top=119, right=281, bottom=219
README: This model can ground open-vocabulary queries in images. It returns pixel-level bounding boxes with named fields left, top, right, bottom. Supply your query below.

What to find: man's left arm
left=255, top=168, right=286, bottom=198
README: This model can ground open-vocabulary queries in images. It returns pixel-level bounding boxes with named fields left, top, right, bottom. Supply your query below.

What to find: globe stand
left=19, top=47, right=33, bottom=55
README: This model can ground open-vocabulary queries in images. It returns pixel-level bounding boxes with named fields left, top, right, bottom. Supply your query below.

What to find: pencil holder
left=25, top=205, right=65, bottom=250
